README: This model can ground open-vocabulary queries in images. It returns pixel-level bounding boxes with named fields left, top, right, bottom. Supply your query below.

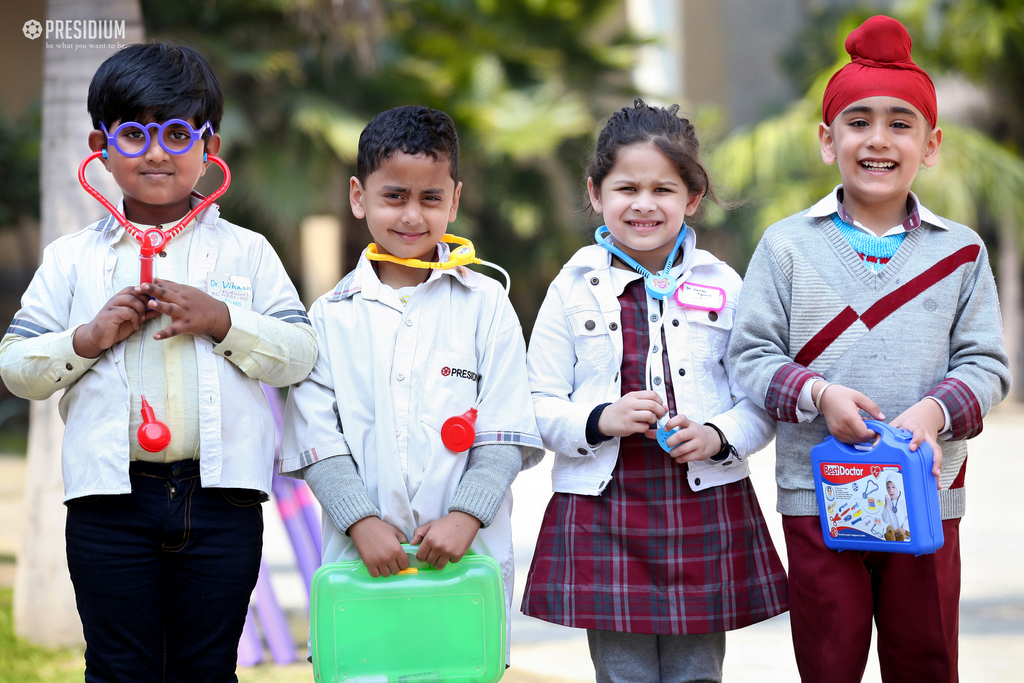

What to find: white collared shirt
left=805, top=184, right=948, bottom=237
left=0, top=198, right=317, bottom=500
left=281, top=243, right=543, bottom=611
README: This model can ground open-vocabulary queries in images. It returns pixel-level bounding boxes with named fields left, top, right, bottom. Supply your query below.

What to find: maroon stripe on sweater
left=860, top=245, right=981, bottom=329
left=950, top=456, right=967, bottom=490
left=794, top=245, right=981, bottom=367
left=794, top=306, right=859, bottom=367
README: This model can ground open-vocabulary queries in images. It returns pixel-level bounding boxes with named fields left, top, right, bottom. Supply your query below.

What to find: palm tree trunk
left=15, top=0, right=142, bottom=647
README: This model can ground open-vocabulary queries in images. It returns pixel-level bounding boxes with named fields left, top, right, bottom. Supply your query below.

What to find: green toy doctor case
left=310, top=545, right=507, bottom=683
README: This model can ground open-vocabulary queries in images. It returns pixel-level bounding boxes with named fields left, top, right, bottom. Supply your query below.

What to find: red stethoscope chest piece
left=441, top=407, right=478, bottom=453
left=137, top=397, right=172, bottom=453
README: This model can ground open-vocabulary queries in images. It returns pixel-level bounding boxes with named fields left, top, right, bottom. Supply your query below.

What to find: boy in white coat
left=281, top=106, right=543, bottom=637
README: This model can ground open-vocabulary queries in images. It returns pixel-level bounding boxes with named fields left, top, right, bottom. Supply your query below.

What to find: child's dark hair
left=356, top=106, right=459, bottom=183
left=588, top=98, right=715, bottom=213
left=87, top=43, right=223, bottom=136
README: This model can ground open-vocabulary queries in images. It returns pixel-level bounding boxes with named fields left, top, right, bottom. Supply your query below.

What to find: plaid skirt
left=521, top=277, right=788, bottom=634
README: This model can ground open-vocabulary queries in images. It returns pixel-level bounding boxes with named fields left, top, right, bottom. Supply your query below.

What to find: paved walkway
left=2, top=403, right=1022, bottom=681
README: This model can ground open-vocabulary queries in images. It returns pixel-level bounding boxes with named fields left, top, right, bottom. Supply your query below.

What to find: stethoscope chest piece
left=441, top=407, right=478, bottom=453
left=138, top=397, right=172, bottom=453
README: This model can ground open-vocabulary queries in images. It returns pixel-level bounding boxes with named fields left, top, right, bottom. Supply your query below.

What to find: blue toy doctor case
left=810, top=420, right=943, bottom=556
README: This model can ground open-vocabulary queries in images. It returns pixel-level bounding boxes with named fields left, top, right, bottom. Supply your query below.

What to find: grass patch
left=0, top=587, right=83, bottom=683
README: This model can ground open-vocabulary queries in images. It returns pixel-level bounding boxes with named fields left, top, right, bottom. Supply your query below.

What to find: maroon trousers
left=783, top=515, right=961, bottom=683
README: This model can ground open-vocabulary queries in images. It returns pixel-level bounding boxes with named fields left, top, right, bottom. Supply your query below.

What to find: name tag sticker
left=207, top=272, right=253, bottom=311
left=673, top=281, right=726, bottom=311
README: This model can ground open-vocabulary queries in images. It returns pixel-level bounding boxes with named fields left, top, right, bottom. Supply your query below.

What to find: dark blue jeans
left=65, top=461, right=264, bottom=683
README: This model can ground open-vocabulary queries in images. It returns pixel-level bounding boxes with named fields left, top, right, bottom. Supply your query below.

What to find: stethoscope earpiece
left=101, top=148, right=108, bottom=160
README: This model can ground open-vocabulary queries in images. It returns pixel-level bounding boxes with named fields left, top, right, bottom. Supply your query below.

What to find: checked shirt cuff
left=926, top=378, right=983, bottom=440
left=765, top=362, right=823, bottom=423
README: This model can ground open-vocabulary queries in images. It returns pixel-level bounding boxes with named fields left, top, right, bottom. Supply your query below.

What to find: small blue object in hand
left=656, top=416, right=679, bottom=453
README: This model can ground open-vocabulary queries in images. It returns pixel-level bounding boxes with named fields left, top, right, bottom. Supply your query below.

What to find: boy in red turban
left=730, top=15, right=1011, bottom=683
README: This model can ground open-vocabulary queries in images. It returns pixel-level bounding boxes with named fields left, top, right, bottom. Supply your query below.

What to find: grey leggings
left=587, top=629, right=725, bottom=683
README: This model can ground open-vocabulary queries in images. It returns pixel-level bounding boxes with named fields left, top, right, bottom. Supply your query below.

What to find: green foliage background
left=142, top=0, right=640, bottom=334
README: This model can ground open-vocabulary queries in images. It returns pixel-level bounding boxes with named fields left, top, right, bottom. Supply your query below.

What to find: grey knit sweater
left=729, top=208, right=1011, bottom=519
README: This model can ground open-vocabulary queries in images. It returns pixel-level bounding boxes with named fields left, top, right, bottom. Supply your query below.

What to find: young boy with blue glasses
left=0, top=43, right=317, bottom=682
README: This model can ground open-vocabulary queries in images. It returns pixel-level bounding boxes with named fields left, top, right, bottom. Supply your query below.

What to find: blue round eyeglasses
left=100, top=119, right=213, bottom=158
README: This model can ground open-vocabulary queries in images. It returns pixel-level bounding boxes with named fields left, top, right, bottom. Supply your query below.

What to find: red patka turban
left=822, top=15, right=937, bottom=128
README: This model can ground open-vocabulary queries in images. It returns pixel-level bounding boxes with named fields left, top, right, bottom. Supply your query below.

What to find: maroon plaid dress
left=522, top=278, right=788, bottom=634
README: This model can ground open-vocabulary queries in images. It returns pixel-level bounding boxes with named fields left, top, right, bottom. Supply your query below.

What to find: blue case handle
left=826, top=419, right=940, bottom=549
left=825, top=419, right=913, bottom=454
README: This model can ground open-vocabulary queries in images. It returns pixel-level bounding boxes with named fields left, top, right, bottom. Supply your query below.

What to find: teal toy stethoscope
left=594, top=225, right=690, bottom=452
left=594, top=225, right=689, bottom=300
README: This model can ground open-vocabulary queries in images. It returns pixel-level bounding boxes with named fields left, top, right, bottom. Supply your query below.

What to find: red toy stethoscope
left=78, top=126, right=231, bottom=453
left=364, top=235, right=510, bottom=453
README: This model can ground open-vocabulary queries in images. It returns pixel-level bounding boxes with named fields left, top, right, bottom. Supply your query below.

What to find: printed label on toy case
left=819, top=462, right=911, bottom=543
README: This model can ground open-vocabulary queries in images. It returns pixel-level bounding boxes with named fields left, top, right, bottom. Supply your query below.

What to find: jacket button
left=614, top=372, right=619, bottom=382
left=609, top=322, right=618, bottom=331
left=224, top=350, right=232, bottom=357
left=708, top=311, right=719, bottom=322
left=590, top=277, right=599, bottom=286
left=577, top=448, right=588, bottom=455
left=65, top=363, right=73, bottom=370
left=653, top=376, right=662, bottom=385
left=694, top=477, right=701, bottom=486
left=678, top=368, right=686, bottom=376
left=650, top=313, right=659, bottom=322
left=672, top=319, right=680, bottom=327
left=585, top=320, right=596, bottom=331
left=159, top=251, right=167, bottom=258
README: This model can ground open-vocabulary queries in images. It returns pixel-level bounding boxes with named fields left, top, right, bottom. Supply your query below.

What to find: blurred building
left=627, top=0, right=894, bottom=128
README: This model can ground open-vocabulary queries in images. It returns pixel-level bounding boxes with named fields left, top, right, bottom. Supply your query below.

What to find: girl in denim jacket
left=521, top=99, right=787, bottom=683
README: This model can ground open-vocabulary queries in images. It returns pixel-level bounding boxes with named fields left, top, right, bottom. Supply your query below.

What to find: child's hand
left=890, top=399, right=945, bottom=483
left=598, top=391, right=666, bottom=438
left=817, top=383, right=885, bottom=444
left=73, top=287, right=160, bottom=358
left=138, top=279, right=232, bottom=342
left=410, top=511, right=481, bottom=570
left=348, top=517, right=410, bottom=578
left=645, top=414, right=720, bottom=463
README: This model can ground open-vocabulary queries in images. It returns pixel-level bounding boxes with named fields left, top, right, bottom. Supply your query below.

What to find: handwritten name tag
left=673, top=281, right=726, bottom=311
left=207, top=272, right=253, bottom=311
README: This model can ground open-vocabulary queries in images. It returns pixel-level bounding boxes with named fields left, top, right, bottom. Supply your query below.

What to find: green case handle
left=397, top=543, right=477, bottom=574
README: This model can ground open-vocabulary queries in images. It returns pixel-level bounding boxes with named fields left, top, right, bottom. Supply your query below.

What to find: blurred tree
left=17, top=0, right=145, bottom=648
left=141, top=0, right=638, bottom=333
left=920, top=0, right=1024, bottom=151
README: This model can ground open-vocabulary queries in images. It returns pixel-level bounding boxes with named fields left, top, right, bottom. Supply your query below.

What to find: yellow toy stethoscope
left=364, top=234, right=510, bottom=453
left=365, top=234, right=482, bottom=271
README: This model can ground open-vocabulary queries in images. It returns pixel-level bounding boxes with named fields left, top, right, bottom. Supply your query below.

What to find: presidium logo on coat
left=440, top=366, right=478, bottom=381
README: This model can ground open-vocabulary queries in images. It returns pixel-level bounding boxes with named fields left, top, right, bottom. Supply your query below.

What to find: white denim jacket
left=527, top=237, right=774, bottom=495
left=0, top=199, right=317, bottom=500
